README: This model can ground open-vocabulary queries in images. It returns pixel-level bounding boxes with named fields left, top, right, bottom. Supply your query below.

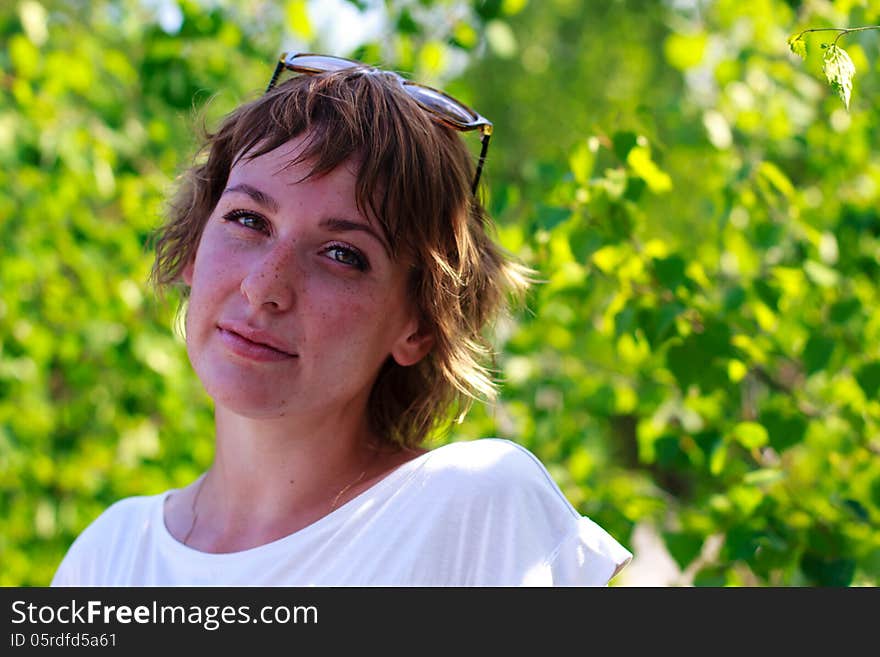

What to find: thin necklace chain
left=328, top=467, right=369, bottom=512
left=183, top=461, right=374, bottom=547
left=183, top=474, right=206, bottom=546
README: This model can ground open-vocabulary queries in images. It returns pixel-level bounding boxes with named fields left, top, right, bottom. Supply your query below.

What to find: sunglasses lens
left=407, top=86, right=477, bottom=126
left=285, top=53, right=359, bottom=73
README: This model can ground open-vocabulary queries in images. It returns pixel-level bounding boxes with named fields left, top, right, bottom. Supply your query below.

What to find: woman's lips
left=217, top=328, right=296, bottom=362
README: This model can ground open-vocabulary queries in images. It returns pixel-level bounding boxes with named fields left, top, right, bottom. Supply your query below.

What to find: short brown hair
left=151, top=66, right=531, bottom=448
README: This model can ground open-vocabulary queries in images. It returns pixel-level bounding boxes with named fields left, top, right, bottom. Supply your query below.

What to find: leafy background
left=2, top=0, right=878, bottom=586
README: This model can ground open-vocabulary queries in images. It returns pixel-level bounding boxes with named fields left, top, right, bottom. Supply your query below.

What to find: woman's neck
left=167, top=400, right=429, bottom=553
left=178, top=403, right=388, bottom=552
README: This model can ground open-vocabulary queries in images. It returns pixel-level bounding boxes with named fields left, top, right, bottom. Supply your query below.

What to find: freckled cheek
left=192, top=244, right=249, bottom=295
left=186, top=258, right=246, bottom=340
left=306, top=291, right=386, bottom=341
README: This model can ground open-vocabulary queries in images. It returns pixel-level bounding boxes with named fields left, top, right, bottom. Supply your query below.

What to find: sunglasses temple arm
left=472, top=131, right=491, bottom=195
left=266, top=61, right=284, bottom=93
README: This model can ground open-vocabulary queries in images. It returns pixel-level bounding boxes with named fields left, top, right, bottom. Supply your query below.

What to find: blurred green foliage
left=2, top=0, right=878, bottom=586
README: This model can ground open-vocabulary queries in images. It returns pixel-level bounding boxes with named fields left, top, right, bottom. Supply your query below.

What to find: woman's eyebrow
left=223, top=183, right=280, bottom=214
left=320, top=217, right=391, bottom=257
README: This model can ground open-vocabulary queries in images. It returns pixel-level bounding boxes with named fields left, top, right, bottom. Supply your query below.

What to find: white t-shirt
left=51, top=438, right=632, bottom=586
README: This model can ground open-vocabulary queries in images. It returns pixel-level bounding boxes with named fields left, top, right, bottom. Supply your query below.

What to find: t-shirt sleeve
left=51, top=522, right=100, bottom=587
left=497, top=441, right=632, bottom=586
left=49, top=496, right=153, bottom=587
left=49, top=508, right=118, bottom=587
left=435, top=439, right=632, bottom=586
left=542, top=516, right=633, bottom=586
left=50, top=554, right=78, bottom=587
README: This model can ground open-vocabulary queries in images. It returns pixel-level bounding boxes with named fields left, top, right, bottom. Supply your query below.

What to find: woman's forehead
left=225, top=137, right=399, bottom=246
left=231, top=137, right=359, bottom=195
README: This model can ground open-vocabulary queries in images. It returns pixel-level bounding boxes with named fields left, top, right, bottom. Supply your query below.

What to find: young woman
left=51, top=53, right=632, bottom=586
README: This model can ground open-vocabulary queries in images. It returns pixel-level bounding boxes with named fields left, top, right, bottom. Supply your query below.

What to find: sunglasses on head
left=266, top=52, right=493, bottom=195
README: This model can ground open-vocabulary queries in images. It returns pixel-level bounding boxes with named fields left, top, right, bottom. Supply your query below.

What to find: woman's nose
left=239, top=244, right=298, bottom=312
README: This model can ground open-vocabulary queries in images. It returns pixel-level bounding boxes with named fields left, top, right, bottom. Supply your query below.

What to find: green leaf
left=752, top=279, right=781, bottom=310
left=757, top=161, right=794, bottom=198
left=486, top=20, right=517, bottom=58
left=664, top=32, right=707, bottom=70
left=693, top=566, right=728, bottom=587
left=285, top=0, right=314, bottom=40
left=501, top=0, right=529, bottom=16
left=663, top=531, right=704, bottom=570
left=653, top=434, right=690, bottom=469
left=474, top=0, right=503, bottom=20
left=829, top=298, right=861, bottom=324
left=535, top=204, right=571, bottom=230
left=801, top=553, right=856, bottom=586
left=623, top=175, right=647, bottom=201
left=731, top=422, right=768, bottom=449
left=612, top=131, right=638, bottom=161
left=627, top=146, right=673, bottom=193
left=843, top=498, right=869, bottom=522
left=723, top=285, right=746, bottom=312
left=568, top=224, right=605, bottom=263
left=743, top=468, right=784, bottom=486
left=709, top=441, right=727, bottom=476
left=787, top=34, right=807, bottom=59
left=584, top=384, right=616, bottom=417
left=665, top=320, right=734, bottom=391
left=724, top=525, right=762, bottom=561
left=760, top=405, right=808, bottom=452
left=822, top=44, right=855, bottom=109
left=855, top=361, right=880, bottom=399
left=614, top=305, right=636, bottom=339
left=395, top=8, right=420, bottom=35
left=753, top=220, right=784, bottom=248
left=802, top=333, right=835, bottom=375
left=804, top=260, right=839, bottom=288
left=653, top=255, right=688, bottom=291
left=637, top=303, right=682, bottom=349
left=569, top=140, right=596, bottom=185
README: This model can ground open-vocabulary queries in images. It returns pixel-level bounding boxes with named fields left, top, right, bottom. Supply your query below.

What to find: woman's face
left=182, top=134, right=430, bottom=421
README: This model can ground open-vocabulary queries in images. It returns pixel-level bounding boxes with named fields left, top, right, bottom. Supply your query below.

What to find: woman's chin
left=214, top=398, right=294, bottom=419
left=204, top=383, right=295, bottom=419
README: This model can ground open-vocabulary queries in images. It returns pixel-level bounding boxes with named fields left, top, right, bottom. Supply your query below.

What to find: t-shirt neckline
left=157, top=446, right=439, bottom=559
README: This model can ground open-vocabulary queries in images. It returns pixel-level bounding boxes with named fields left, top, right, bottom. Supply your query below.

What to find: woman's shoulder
left=51, top=491, right=170, bottom=586
left=419, top=438, right=578, bottom=513
left=429, top=436, right=525, bottom=454
left=411, top=439, right=632, bottom=585
left=425, top=438, right=561, bottom=479
left=86, top=491, right=167, bottom=531
left=67, top=492, right=168, bottom=551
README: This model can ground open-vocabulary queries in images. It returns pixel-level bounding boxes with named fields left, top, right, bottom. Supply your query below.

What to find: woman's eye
left=222, top=209, right=268, bottom=232
left=324, top=244, right=369, bottom=272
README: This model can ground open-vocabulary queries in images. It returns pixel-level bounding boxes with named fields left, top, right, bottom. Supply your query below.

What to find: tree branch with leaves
left=787, top=26, right=879, bottom=110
